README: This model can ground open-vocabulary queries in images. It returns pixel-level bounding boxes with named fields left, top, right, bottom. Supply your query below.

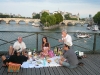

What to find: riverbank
left=42, top=24, right=63, bottom=30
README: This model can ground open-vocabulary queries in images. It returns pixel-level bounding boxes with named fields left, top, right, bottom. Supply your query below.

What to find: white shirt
left=13, top=41, right=26, bottom=52
left=62, top=34, right=73, bottom=46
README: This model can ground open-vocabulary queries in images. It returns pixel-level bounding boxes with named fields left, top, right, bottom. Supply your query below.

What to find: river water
left=0, top=21, right=100, bottom=52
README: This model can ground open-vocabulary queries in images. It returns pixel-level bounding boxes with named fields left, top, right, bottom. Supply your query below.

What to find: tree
left=0, top=15, right=10, bottom=18
left=46, top=15, right=56, bottom=26
left=64, top=14, right=70, bottom=20
left=42, top=12, right=49, bottom=18
left=33, top=14, right=40, bottom=19
left=93, top=11, right=100, bottom=26
left=40, top=12, right=49, bottom=25
left=54, top=13, right=63, bottom=24
left=40, top=12, right=62, bottom=26
left=40, top=17, right=46, bottom=24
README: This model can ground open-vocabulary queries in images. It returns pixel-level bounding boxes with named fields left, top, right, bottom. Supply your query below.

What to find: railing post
left=93, top=33, right=96, bottom=54
left=36, top=32, right=38, bottom=51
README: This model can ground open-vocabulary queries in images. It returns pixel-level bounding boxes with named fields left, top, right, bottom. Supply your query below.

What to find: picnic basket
left=8, top=62, right=21, bottom=72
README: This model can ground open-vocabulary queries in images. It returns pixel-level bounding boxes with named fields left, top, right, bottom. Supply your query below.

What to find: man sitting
left=59, top=42, right=78, bottom=68
left=9, top=37, right=26, bottom=55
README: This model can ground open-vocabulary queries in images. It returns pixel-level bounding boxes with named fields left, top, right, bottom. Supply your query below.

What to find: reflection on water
left=0, top=21, right=100, bottom=52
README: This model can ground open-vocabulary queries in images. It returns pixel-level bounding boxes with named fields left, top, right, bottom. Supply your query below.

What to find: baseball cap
left=65, top=42, right=71, bottom=46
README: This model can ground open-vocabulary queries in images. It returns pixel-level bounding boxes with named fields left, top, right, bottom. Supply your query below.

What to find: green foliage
left=93, top=11, right=100, bottom=25
left=40, top=12, right=63, bottom=26
left=54, top=13, right=63, bottom=24
left=64, top=14, right=70, bottom=20
left=0, top=15, right=10, bottom=18
left=42, top=12, right=49, bottom=17
left=64, top=14, right=77, bottom=20
left=80, top=18, right=85, bottom=21
left=0, top=14, right=27, bottom=18
left=40, top=12, right=49, bottom=25
left=46, top=15, right=56, bottom=25
left=40, top=17, right=46, bottom=24
left=33, top=14, right=40, bottom=19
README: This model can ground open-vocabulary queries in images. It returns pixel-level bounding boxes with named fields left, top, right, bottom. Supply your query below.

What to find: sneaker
left=78, top=62, right=84, bottom=66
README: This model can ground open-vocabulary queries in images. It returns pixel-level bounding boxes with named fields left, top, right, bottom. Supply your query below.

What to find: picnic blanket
left=21, top=56, right=61, bottom=68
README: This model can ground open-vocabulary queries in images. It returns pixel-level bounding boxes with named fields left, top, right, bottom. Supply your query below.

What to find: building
left=40, top=10, right=50, bottom=17
left=32, top=12, right=37, bottom=17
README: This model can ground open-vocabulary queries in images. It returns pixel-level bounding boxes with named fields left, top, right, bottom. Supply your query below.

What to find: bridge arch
left=0, top=20, right=6, bottom=24
left=8, top=20, right=16, bottom=24
left=18, top=20, right=26, bottom=24
left=67, top=22, right=73, bottom=26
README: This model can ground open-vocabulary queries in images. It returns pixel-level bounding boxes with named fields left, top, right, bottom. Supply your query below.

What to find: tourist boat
left=75, top=31, right=90, bottom=38
left=91, top=25, right=99, bottom=31
left=32, top=23, right=40, bottom=27
left=87, top=24, right=91, bottom=30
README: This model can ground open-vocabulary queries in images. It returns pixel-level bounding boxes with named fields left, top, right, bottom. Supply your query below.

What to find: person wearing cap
left=59, top=29, right=73, bottom=47
left=59, top=43, right=78, bottom=68
left=1, top=50, right=28, bottom=66
left=9, top=37, right=26, bottom=55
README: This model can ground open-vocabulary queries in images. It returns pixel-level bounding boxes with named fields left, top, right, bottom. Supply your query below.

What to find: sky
left=0, top=0, right=100, bottom=18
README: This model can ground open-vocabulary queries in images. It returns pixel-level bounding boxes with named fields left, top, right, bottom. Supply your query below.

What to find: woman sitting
left=41, top=42, right=50, bottom=57
left=40, top=37, right=50, bottom=57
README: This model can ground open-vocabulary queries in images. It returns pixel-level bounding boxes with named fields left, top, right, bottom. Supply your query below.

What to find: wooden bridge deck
left=0, top=54, right=100, bottom=75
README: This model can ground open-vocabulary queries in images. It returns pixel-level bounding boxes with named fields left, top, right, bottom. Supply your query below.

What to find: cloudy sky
left=0, top=0, right=100, bottom=18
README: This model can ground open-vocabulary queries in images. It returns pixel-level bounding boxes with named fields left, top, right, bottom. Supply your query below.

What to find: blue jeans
left=62, top=61, right=77, bottom=68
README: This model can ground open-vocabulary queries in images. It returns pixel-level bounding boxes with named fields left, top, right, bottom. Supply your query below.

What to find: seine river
left=0, top=21, right=100, bottom=52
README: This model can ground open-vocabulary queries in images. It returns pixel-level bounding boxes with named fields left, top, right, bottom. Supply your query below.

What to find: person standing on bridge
left=59, top=29, right=73, bottom=47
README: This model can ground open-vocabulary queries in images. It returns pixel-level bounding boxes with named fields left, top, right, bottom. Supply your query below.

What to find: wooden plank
left=51, top=67, right=59, bottom=75
left=35, top=68, right=41, bottom=75
left=82, top=58, right=99, bottom=75
left=83, top=65, right=96, bottom=75
left=40, top=67, right=45, bottom=75
left=22, top=68, right=27, bottom=75
left=56, top=66, right=64, bottom=75
left=2, top=68, right=8, bottom=75
left=74, top=66, right=87, bottom=75
left=60, top=66, right=69, bottom=75
left=7, top=72, right=13, bottom=75
left=17, top=68, right=23, bottom=75
left=43, top=67, right=50, bottom=75
left=78, top=65, right=92, bottom=75
left=84, top=58, right=100, bottom=73
left=47, top=67, right=55, bottom=75
left=69, top=68, right=78, bottom=75
left=0, top=60, right=3, bottom=70
left=12, top=72, right=18, bottom=75
left=26, top=68, right=32, bottom=75
left=64, top=67, right=74, bottom=75
left=31, top=68, right=36, bottom=75
left=0, top=63, right=3, bottom=70
left=73, top=68, right=83, bottom=75
left=0, top=67, right=6, bottom=75
left=87, top=54, right=100, bottom=67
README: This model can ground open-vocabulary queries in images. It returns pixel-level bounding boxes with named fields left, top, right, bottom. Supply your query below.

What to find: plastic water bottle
left=33, top=48, right=36, bottom=56
left=43, top=57, right=46, bottom=66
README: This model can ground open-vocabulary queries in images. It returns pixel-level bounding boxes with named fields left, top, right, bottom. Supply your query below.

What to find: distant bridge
left=63, top=20, right=86, bottom=25
left=0, top=18, right=86, bottom=25
left=0, top=18, right=40, bottom=24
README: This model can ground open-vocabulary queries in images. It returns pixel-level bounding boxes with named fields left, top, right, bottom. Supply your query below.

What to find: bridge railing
left=0, top=31, right=100, bottom=54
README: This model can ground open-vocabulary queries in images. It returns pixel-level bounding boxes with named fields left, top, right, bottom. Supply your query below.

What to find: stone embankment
left=42, top=24, right=63, bottom=29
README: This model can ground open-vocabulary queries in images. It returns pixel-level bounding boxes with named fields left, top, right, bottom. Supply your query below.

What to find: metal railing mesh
left=0, top=31, right=100, bottom=53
